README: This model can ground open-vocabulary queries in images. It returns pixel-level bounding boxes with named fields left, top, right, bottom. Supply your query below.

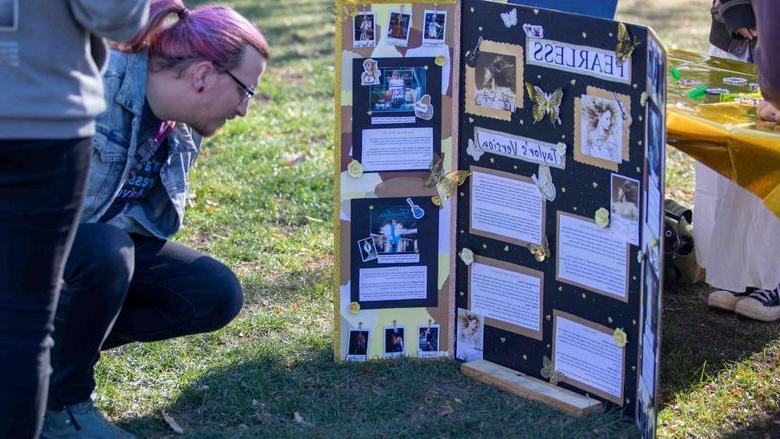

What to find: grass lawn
left=94, top=0, right=780, bottom=437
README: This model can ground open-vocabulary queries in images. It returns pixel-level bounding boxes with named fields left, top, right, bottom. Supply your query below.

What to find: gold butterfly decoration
left=527, top=236, right=550, bottom=262
left=524, top=83, right=563, bottom=127
left=540, top=355, right=565, bottom=386
left=615, top=23, right=639, bottom=65
left=425, top=153, right=472, bottom=207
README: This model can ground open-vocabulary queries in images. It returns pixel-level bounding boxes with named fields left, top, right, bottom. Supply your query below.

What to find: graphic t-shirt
left=100, top=100, right=173, bottom=222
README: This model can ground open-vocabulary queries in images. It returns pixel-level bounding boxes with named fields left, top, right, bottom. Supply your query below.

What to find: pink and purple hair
left=118, top=0, right=269, bottom=72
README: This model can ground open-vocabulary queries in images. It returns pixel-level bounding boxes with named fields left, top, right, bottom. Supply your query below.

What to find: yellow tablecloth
left=666, top=49, right=780, bottom=218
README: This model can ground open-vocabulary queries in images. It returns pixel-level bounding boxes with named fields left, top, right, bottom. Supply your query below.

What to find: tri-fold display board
left=333, top=0, right=665, bottom=433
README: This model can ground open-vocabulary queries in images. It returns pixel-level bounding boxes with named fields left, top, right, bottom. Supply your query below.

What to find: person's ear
left=190, top=60, right=216, bottom=93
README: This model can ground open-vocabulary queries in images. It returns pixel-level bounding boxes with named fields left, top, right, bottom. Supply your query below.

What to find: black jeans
left=0, top=138, right=91, bottom=439
left=47, top=223, right=243, bottom=409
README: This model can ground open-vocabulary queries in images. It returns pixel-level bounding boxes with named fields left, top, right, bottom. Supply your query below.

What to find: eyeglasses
left=224, top=70, right=256, bottom=104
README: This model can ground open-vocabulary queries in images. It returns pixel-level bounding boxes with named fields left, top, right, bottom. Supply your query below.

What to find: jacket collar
left=114, top=50, right=149, bottom=117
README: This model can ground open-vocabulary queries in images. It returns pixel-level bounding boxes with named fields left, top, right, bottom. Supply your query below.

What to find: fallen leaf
left=286, top=153, right=306, bottom=167
left=437, top=404, right=454, bottom=417
left=162, top=411, right=184, bottom=434
left=293, top=411, right=314, bottom=427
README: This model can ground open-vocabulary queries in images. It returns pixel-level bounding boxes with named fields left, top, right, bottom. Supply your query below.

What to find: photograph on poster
left=414, top=94, right=434, bottom=120
left=386, top=10, right=411, bottom=47
left=580, top=94, right=623, bottom=163
left=357, top=237, right=379, bottom=262
left=637, top=380, right=657, bottom=438
left=0, top=0, right=16, bottom=30
left=553, top=311, right=625, bottom=405
left=346, top=329, right=370, bottom=361
left=574, top=87, right=632, bottom=171
left=470, top=166, right=544, bottom=247
left=384, top=326, right=405, bottom=358
left=351, top=198, right=438, bottom=308
left=464, top=40, right=524, bottom=121
left=353, top=13, right=376, bottom=48
left=647, top=38, right=665, bottom=105
left=367, top=204, right=421, bottom=263
left=475, top=51, right=518, bottom=111
left=647, top=104, right=663, bottom=187
left=360, top=58, right=382, bottom=86
left=418, top=325, right=441, bottom=357
left=469, top=256, right=544, bottom=340
left=456, top=308, right=484, bottom=361
left=423, top=10, right=446, bottom=46
left=369, top=67, right=427, bottom=114
left=642, top=259, right=660, bottom=342
left=641, top=328, right=657, bottom=399
left=557, top=212, right=629, bottom=301
left=611, top=173, right=640, bottom=245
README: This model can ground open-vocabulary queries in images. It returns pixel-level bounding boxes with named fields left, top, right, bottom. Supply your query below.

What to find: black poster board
left=454, top=0, right=665, bottom=421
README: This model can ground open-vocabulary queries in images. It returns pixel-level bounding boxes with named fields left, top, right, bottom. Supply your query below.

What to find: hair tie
left=177, top=8, right=190, bottom=19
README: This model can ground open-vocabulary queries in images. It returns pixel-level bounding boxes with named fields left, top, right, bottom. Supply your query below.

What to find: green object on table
left=671, top=66, right=681, bottom=81
left=687, top=86, right=707, bottom=99
left=719, top=91, right=762, bottom=103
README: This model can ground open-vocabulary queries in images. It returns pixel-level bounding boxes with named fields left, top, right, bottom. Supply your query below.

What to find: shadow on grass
left=118, top=345, right=639, bottom=438
left=659, top=283, right=780, bottom=407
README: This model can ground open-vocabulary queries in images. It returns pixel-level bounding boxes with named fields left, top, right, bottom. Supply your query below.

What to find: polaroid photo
left=611, top=173, right=640, bottom=245
left=353, top=12, right=376, bottom=48
left=346, top=329, right=370, bottom=361
left=422, top=10, right=446, bottom=46
left=360, top=58, right=382, bottom=86
left=357, top=237, right=378, bottom=262
left=0, top=0, right=17, bottom=31
left=464, top=40, right=524, bottom=121
left=385, top=10, right=411, bottom=47
left=456, top=308, right=484, bottom=362
left=369, top=203, right=421, bottom=264
left=384, top=326, right=406, bottom=359
left=574, top=87, right=632, bottom=171
left=369, top=66, right=427, bottom=115
left=417, top=324, right=442, bottom=358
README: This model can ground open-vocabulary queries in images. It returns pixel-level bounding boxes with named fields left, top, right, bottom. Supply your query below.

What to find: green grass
left=91, top=1, right=780, bottom=437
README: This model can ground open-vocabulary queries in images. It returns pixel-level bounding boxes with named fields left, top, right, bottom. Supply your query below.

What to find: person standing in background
left=696, top=0, right=780, bottom=322
left=0, top=2, right=149, bottom=437
left=751, top=0, right=779, bottom=121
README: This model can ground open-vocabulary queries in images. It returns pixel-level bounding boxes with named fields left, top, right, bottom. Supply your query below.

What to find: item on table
left=678, top=79, right=702, bottom=87
left=670, top=66, right=681, bottom=81
left=723, top=77, right=748, bottom=86
left=687, top=86, right=708, bottom=99
left=705, top=87, right=730, bottom=95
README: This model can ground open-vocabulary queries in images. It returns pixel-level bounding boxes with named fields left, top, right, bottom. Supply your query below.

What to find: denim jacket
left=81, top=50, right=201, bottom=238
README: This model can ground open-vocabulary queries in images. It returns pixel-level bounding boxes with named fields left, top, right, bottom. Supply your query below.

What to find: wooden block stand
left=461, top=360, right=602, bottom=417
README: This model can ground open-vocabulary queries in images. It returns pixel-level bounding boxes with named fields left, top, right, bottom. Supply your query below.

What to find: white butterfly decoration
left=531, top=164, right=556, bottom=202
left=466, top=138, right=484, bottom=161
left=501, top=8, right=518, bottom=28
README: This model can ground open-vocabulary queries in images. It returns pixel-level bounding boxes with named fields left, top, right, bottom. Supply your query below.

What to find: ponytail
left=115, top=0, right=186, bottom=53
left=115, top=0, right=270, bottom=72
